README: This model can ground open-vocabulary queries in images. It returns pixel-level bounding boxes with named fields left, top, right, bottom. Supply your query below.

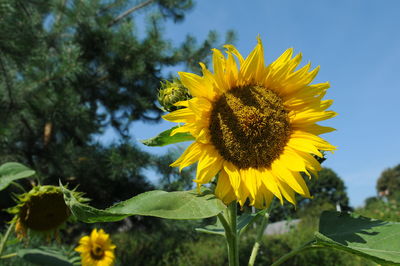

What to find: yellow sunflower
left=163, top=37, right=337, bottom=209
left=75, top=228, right=116, bottom=266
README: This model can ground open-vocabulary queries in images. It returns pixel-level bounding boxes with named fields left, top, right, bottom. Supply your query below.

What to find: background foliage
left=1, top=0, right=400, bottom=265
left=0, top=0, right=233, bottom=221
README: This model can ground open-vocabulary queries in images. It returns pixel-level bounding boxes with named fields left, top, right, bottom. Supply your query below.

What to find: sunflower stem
left=220, top=202, right=239, bottom=266
left=0, top=252, right=17, bottom=259
left=271, top=241, right=323, bottom=266
left=11, top=181, right=26, bottom=193
left=0, top=221, right=15, bottom=257
left=248, top=199, right=275, bottom=266
left=248, top=211, right=269, bottom=266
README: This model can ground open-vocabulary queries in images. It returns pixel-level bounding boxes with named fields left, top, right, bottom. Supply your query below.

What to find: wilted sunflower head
left=8, top=185, right=85, bottom=239
left=163, top=37, right=337, bottom=209
left=75, top=228, right=116, bottom=266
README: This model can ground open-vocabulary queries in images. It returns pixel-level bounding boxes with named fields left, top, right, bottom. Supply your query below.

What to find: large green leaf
left=62, top=184, right=226, bottom=222
left=316, top=211, right=400, bottom=265
left=0, top=162, right=35, bottom=191
left=17, top=248, right=73, bottom=266
left=140, top=126, right=194, bottom=147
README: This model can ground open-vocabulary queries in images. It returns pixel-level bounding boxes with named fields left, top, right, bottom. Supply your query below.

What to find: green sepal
left=315, top=211, right=400, bottom=265
left=0, top=162, right=35, bottom=191
left=61, top=184, right=226, bottom=222
left=140, top=126, right=194, bottom=147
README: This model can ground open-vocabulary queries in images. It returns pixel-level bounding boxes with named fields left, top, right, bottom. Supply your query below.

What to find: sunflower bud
left=158, top=79, right=191, bottom=112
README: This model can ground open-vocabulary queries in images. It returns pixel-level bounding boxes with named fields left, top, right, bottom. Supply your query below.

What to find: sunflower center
left=19, top=192, right=70, bottom=231
left=91, top=244, right=105, bottom=260
left=209, top=85, right=291, bottom=169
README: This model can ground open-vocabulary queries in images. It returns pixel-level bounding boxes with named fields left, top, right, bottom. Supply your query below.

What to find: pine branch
left=54, top=0, right=67, bottom=25
left=0, top=53, right=15, bottom=108
left=23, top=63, right=78, bottom=92
left=20, top=114, right=35, bottom=138
left=108, top=0, right=155, bottom=27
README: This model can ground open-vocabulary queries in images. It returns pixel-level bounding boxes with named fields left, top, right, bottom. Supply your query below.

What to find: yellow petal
left=264, top=48, right=294, bottom=88
left=215, top=171, right=236, bottom=204
left=195, top=145, right=223, bottom=184
left=237, top=178, right=250, bottom=206
left=223, top=44, right=245, bottom=65
left=223, top=161, right=241, bottom=195
left=179, top=72, right=215, bottom=99
left=170, top=142, right=202, bottom=171
left=260, top=168, right=283, bottom=204
left=241, top=168, right=261, bottom=204
left=188, top=97, right=212, bottom=117
left=253, top=184, right=274, bottom=209
left=240, top=38, right=265, bottom=84
left=278, top=148, right=307, bottom=172
left=162, top=108, right=195, bottom=123
left=294, top=123, right=336, bottom=135
left=287, top=137, right=323, bottom=157
left=290, top=110, right=337, bottom=125
left=225, top=52, right=239, bottom=88
left=90, top=228, right=98, bottom=239
left=283, top=84, right=329, bottom=109
left=276, top=179, right=296, bottom=205
left=281, top=65, right=320, bottom=95
left=195, top=127, right=211, bottom=143
left=270, top=48, right=294, bottom=69
left=173, top=100, right=189, bottom=107
left=272, top=160, right=310, bottom=197
left=293, top=149, right=322, bottom=177
left=211, top=49, right=230, bottom=93
left=199, top=62, right=220, bottom=95
left=291, top=131, right=337, bottom=152
left=170, top=124, right=190, bottom=135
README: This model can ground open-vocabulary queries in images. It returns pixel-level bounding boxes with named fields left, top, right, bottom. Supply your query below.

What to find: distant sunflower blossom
left=75, top=228, right=116, bottom=266
left=163, top=37, right=337, bottom=208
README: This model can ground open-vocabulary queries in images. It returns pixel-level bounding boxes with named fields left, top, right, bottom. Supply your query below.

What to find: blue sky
left=104, top=0, right=400, bottom=207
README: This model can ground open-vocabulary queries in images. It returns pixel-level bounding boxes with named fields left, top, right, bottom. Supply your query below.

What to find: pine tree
left=0, top=0, right=234, bottom=216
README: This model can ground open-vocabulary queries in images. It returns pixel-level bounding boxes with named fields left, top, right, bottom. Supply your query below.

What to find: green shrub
left=357, top=196, right=400, bottom=222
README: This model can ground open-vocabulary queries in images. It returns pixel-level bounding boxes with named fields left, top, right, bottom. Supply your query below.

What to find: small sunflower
left=8, top=185, right=85, bottom=239
left=75, top=228, right=116, bottom=266
left=163, top=37, right=337, bottom=208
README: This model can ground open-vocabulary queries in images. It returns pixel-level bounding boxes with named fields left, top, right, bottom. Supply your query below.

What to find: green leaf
left=237, top=209, right=267, bottom=235
left=315, top=211, right=400, bottom=265
left=61, top=184, right=226, bottom=222
left=196, top=219, right=225, bottom=236
left=17, top=248, right=73, bottom=266
left=0, top=162, right=35, bottom=191
left=140, top=126, right=194, bottom=147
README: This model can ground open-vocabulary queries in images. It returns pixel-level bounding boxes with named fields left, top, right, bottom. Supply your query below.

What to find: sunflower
left=7, top=185, right=83, bottom=239
left=75, top=228, right=116, bottom=266
left=163, top=37, right=337, bottom=209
